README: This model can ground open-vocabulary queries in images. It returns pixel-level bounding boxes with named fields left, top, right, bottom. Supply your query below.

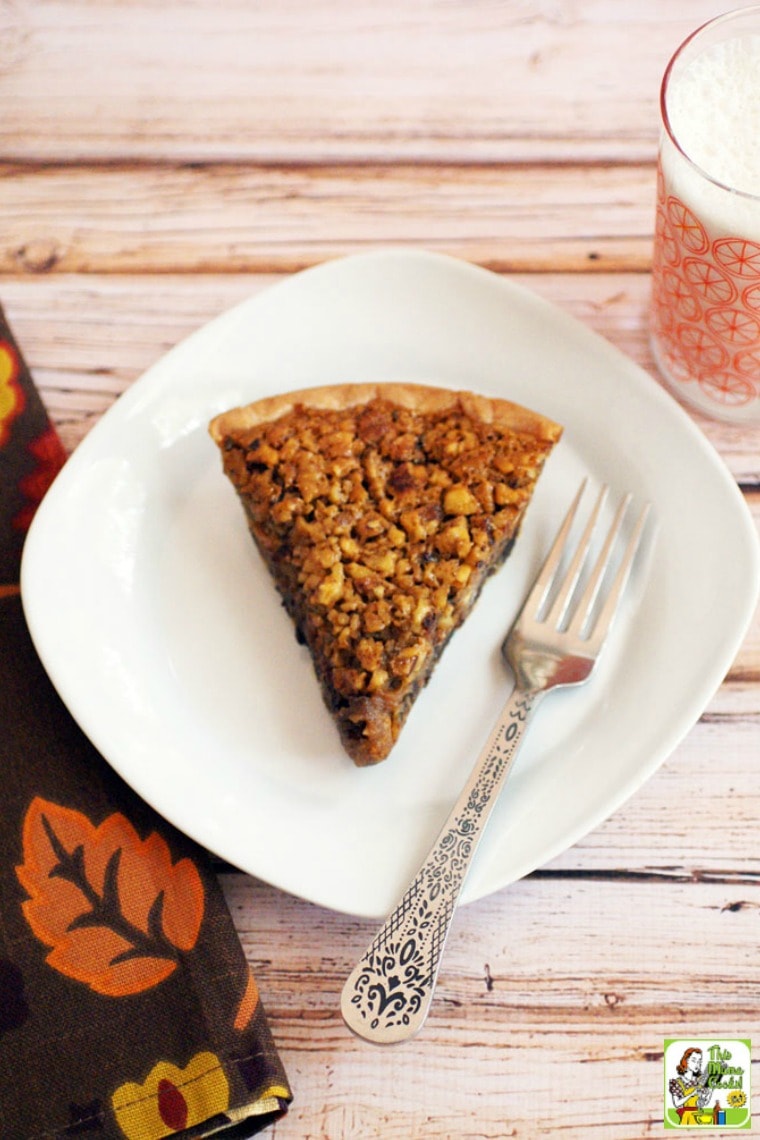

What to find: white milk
left=662, top=32, right=760, bottom=241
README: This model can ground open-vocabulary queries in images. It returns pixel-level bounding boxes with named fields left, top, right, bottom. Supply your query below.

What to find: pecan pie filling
left=211, top=386, right=561, bottom=765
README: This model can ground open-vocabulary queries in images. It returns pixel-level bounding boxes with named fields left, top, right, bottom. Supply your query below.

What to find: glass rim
left=660, top=4, right=760, bottom=205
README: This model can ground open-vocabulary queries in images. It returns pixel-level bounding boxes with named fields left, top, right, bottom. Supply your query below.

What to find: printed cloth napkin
left=0, top=303, right=292, bottom=1139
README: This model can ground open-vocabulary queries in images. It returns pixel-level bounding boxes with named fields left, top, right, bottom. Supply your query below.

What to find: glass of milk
left=650, top=6, right=760, bottom=423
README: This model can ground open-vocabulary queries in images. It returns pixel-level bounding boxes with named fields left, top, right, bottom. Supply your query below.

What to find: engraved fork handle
left=341, top=685, right=541, bottom=1044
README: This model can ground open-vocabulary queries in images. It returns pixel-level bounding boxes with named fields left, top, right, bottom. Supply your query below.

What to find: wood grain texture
left=0, top=0, right=726, bottom=164
left=2, top=272, right=758, bottom=484
left=2, top=1, right=759, bottom=1135
left=221, top=873, right=760, bottom=1139
left=0, top=161, right=656, bottom=274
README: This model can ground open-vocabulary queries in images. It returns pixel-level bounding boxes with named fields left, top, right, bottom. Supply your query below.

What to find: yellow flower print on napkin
left=0, top=339, right=23, bottom=446
left=112, top=1052, right=229, bottom=1137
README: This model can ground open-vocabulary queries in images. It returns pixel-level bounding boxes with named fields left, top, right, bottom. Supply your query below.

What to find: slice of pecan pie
left=209, top=383, right=561, bottom=765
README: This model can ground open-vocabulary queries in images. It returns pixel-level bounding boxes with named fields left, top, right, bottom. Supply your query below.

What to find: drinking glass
left=650, top=7, right=760, bottom=423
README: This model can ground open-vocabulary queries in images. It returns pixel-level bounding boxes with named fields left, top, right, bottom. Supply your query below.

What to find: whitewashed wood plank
left=543, top=712, right=760, bottom=877
left=203, top=696, right=759, bottom=883
left=4, top=271, right=757, bottom=699
left=0, top=4, right=754, bottom=1136
left=207, top=701, right=760, bottom=886
left=221, top=874, right=760, bottom=1138
left=0, top=162, right=656, bottom=274
left=202, top=669, right=751, bottom=878
left=223, top=874, right=760, bottom=1020
left=2, top=271, right=757, bottom=484
left=5, top=266, right=759, bottom=707
left=0, top=1, right=723, bottom=164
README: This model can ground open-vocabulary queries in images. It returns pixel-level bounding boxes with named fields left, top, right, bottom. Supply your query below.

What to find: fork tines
left=529, top=481, right=651, bottom=647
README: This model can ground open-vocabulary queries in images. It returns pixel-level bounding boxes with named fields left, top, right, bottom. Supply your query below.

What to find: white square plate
left=22, top=251, right=759, bottom=917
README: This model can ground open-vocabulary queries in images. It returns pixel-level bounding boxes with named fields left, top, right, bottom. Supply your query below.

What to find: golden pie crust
left=210, top=383, right=562, bottom=765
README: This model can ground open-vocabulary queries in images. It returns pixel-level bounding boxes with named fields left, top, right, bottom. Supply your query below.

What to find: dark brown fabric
left=0, top=305, right=291, bottom=1138
left=0, top=302, right=66, bottom=586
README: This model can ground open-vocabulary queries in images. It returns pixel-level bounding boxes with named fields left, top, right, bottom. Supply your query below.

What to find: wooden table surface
left=4, top=3, right=759, bottom=1137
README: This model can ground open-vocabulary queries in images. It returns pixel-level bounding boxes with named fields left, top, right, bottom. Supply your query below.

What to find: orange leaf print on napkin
left=16, top=798, right=205, bottom=996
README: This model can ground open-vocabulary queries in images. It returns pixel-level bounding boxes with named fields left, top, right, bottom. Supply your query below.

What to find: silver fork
left=340, top=480, right=651, bottom=1045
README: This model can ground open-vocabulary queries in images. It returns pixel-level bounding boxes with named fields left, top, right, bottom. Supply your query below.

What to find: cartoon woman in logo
left=669, top=1047, right=713, bottom=1124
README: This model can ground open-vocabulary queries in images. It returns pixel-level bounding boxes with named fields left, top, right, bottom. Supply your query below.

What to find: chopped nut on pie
left=209, top=383, right=561, bottom=765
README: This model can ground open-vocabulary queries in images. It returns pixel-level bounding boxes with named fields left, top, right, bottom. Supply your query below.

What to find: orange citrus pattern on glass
left=651, top=168, right=760, bottom=410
